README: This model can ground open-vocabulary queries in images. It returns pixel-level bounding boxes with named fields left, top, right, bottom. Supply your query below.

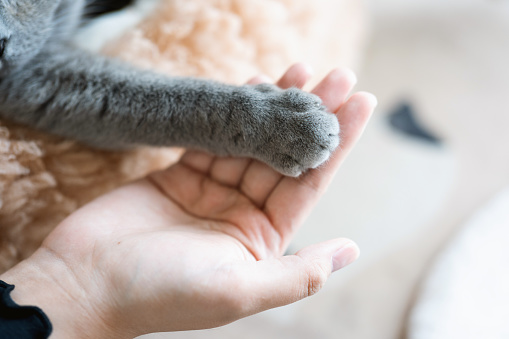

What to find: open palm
left=34, top=65, right=376, bottom=338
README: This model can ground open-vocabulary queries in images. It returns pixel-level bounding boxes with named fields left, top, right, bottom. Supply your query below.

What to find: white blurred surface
left=408, top=188, right=509, bottom=339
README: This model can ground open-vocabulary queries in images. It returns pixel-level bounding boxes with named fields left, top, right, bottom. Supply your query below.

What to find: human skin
left=0, top=64, right=376, bottom=338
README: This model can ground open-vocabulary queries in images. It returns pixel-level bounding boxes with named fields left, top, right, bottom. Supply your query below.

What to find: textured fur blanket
left=0, top=0, right=365, bottom=272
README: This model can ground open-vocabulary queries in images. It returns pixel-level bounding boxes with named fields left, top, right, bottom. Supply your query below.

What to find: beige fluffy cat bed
left=0, top=0, right=365, bottom=272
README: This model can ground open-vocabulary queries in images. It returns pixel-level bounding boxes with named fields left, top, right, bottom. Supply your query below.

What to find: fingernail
left=331, top=243, right=359, bottom=272
left=364, top=92, right=378, bottom=108
left=258, top=74, right=272, bottom=83
left=329, top=68, right=357, bottom=86
left=343, top=68, right=358, bottom=86
left=299, top=62, right=315, bottom=76
left=250, top=74, right=272, bottom=84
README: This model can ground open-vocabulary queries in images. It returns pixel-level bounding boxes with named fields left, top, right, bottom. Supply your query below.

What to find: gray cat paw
left=245, top=84, right=340, bottom=177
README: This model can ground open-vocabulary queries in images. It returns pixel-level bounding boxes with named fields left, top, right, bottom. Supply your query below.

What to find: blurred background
left=131, top=0, right=509, bottom=337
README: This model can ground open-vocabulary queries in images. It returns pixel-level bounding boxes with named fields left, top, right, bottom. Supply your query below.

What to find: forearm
left=0, top=248, right=124, bottom=339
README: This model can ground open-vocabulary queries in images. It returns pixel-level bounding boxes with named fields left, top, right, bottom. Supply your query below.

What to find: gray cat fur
left=0, top=0, right=340, bottom=176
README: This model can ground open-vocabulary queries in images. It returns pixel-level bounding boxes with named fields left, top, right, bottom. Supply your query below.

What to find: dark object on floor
left=388, top=102, right=441, bottom=145
left=84, top=0, right=135, bottom=19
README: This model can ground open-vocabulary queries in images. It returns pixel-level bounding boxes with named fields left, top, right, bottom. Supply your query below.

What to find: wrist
left=0, top=248, right=124, bottom=339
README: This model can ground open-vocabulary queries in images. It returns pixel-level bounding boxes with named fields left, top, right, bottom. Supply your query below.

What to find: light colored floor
left=138, top=0, right=509, bottom=338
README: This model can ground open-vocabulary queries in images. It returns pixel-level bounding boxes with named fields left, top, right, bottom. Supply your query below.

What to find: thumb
left=236, top=238, right=359, bottom=317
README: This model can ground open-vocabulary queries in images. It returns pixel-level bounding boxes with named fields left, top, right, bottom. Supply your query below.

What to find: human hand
left=0, top=64, right=377, bottom=338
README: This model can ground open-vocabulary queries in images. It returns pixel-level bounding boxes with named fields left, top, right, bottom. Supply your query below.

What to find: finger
left=179, top=151, right=215, bottom=174
left=277, top=63, right=314, bottom=89
left=265, top=92, right=377, bottom=246
left=209, top=157, right=252, bottom=188
left=247, top=74, right=272, bottom=85
left=311, top=67, right=357, bottom=113
left=239, top=160, right=283, bottom=208
left=233, top=238, right=359, bottom=317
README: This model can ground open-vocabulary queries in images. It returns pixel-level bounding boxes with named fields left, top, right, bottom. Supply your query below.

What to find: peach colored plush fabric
left=0, top=0, right=365, bottom=272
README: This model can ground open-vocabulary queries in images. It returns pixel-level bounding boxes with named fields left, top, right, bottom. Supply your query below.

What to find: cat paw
left=247, top=84, right=340, bottom=177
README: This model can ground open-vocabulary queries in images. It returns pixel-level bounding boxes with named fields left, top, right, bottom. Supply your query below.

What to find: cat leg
left=0, top=46, right=339, bottom=176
